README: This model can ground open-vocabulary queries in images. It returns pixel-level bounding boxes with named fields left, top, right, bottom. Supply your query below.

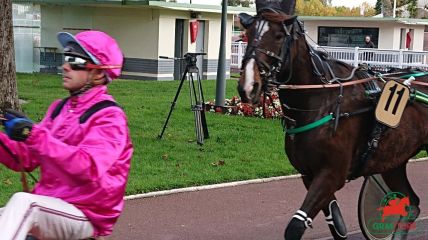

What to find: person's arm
left=25, top=108, right=131, bottom=184
left=0, top=100, right=61, bottom=172
left=0, top=133, right=39, bottom=172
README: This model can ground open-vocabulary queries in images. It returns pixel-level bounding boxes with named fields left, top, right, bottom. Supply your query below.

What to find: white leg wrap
left=292, top=209, right=313, bottom=228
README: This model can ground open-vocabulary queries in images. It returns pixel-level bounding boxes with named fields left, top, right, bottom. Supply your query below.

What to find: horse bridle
left=242, top=10, right=305, bottom=88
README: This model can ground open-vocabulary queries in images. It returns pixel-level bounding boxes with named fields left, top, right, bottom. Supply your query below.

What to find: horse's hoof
left=284, top=218, right=306, bottom=240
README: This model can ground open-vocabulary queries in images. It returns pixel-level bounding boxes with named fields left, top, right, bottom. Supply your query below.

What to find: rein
left=273, top=77, right=377, bottom=90
left=273, top=73, right=428, bottom=90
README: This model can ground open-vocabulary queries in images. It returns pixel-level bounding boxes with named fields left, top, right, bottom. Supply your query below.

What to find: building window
left=318, top=27, right=379, bottom=47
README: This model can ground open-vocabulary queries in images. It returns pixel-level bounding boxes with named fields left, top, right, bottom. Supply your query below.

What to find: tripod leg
left=189, top=72, right=204, bottom=145
left=195, top=68, right=209, bottom=139
left=158, top=67, right=188, bottom=139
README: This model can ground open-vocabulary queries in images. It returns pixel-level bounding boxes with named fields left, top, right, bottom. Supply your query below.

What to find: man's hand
left=2, top=109, right=33, bottom=142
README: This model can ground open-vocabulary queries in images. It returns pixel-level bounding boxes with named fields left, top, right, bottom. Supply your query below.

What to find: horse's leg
left=381, top=164, right=420, bottom=240
left=284, top=171, right=345, bottom=239
left=301, top=176, right=347, bottom=239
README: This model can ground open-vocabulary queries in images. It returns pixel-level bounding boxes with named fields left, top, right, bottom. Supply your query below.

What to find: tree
left=361, top=1, right=377, bottom=16
left=320, top=0, right=332, bottom=6
left=228, top=0, right=253, bottom=7
left=0, top=0, right=20, bottom=111
left=382, top=0, right=393, bottom=17
left=296, top=0, right=375, bottom=17
left=375, top=0, right=382, bottom=14
left=407, top=0, right=417, bottom=18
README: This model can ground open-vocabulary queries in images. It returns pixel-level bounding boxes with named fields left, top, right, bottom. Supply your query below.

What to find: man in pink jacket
left=0, top=31, right=133, bottom=239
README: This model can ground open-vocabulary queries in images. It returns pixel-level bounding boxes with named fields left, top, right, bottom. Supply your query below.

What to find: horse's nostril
left=250, top=82, right=259, bottom=99
left=238, top=84, right=249, bottom=103
left=237, top=84, right=245, bottom=94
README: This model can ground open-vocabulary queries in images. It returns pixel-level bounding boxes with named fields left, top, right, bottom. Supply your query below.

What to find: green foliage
left=407, top=0, right=418, bottom=18
left=375, top=0, right=382, bottom=14
left=0, top=73, right=296, bottom=205
left=228, top=0, right=253, bottom=7
left=296, top=0, right=376, bottom=16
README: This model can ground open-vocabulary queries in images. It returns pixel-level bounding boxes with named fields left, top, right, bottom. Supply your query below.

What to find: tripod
left=158, top=53, right=209, bottom=145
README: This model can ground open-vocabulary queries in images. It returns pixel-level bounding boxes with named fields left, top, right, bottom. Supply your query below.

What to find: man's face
left=365, top=37, right=371, bottom=43
left=61, top=59, right=92, bottom=91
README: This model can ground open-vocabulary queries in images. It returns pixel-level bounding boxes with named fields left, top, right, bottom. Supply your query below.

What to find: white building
left=13, top=0, right=255, bottom=80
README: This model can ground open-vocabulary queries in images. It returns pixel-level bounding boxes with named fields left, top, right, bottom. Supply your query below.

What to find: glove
left=2, top=109, right=33, bottom=142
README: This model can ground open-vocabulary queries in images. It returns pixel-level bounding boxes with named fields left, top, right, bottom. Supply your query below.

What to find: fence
left=231, top=42, right=428, bottom=71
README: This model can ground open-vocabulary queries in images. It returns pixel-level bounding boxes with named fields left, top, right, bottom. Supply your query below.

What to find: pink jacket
left=0, top=85, right=133, bottom=236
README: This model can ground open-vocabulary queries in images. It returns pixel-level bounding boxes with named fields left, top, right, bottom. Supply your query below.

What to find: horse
left=237, top=1, right=426, bottom=239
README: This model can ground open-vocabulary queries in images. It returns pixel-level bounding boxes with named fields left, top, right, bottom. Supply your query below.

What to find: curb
left=125, top=157, right=428, bottom=201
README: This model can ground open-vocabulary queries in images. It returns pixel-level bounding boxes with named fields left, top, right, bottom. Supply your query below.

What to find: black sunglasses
left=64, top=55, right=91, bottom=71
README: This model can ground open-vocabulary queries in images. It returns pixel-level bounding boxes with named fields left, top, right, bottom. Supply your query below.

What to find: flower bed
left=205, top=92, right=283, bottom=118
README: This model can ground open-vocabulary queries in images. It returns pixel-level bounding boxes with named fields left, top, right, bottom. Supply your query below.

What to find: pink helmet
left=57, top=30, right=123, bottom=82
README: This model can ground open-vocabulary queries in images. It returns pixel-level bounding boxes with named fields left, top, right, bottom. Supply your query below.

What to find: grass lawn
left=0, top=73, right=296, bottom=205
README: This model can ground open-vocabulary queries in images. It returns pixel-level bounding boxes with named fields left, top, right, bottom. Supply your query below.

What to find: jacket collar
left=69, top=85, right=107, bottom=105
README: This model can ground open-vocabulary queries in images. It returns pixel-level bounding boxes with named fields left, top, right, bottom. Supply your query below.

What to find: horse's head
left=237, top=7, right=304, bottom=104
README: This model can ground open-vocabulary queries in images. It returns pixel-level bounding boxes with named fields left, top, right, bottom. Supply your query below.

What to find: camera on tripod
left=184, top=52, right=206, bottom=67
left=158, top=52, right=209, bottom=145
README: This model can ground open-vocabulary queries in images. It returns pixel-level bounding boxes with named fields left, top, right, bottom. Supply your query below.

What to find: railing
left=231, top=42, right=428, bottom=71
left=231, top=42, right=247, bottom=70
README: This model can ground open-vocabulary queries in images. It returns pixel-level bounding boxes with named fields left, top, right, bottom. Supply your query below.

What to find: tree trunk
left=0, top=0, right=20, bottom=111
left=382, top=0, right=393, bottom=17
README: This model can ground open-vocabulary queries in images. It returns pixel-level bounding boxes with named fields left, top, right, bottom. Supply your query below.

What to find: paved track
left=109, top=161, right=428, bottom=240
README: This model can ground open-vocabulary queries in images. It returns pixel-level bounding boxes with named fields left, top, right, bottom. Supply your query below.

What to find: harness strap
left=276, top=77, right=377, bottom=90
left=286, top=114, right=333, bottom=135
left=399, top=72, right=428, bottom=79
left=51, top=98, right=121, bottom=124
left=79, top=100, right=120, bottom=124
left=349, top=123, right=387, bottom=180
left=50, top=97, right=70, bottom=120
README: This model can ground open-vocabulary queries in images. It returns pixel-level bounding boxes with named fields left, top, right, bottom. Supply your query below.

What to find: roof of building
left=12, top=0, right=256, bottom=14
left=12, top=1, right=428, bottom=25
left=300, top=16, right=428, bottom=25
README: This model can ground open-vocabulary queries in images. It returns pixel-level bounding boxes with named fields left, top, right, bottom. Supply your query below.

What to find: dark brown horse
left=237, top=1, right=426, bottom=239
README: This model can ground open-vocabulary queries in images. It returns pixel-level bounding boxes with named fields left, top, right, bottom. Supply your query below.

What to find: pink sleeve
left=0, top=99, right=63, bottom=172
left=0, top=132, right=37, bottom=172
left=25, top=108, right=130, bottom=183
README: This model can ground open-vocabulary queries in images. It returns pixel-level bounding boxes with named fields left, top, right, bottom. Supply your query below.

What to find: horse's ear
left=256, top=0, right=284, bottom=14
left=255, top=0, right=266, bottom=13
left=238, top=13, right=255, bottom=29
left=280, top=0, right=296, bottom=15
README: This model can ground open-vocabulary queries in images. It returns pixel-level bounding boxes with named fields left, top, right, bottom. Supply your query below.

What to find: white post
left=393, top=0, right=397, bottom=18
left=237, top=42, right=243, bottom=69
left=398, top=49, right=403, bottom=68
left=354, top=47, right=359, bottom=67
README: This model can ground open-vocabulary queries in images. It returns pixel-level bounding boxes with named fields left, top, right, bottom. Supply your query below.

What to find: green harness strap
left=286, top=114, right=333, bottom=135
left=399, top=72, right=428, bottom=79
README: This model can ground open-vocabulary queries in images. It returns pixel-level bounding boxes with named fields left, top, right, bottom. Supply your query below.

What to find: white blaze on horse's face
left=243, top=20, right=270, bottom=100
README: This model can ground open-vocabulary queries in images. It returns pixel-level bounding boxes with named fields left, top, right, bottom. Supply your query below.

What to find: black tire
left=358, top=174, right=395, bottom=240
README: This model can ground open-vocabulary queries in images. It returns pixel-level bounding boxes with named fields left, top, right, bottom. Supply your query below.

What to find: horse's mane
left=313, top=49, right=354, bottom=71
